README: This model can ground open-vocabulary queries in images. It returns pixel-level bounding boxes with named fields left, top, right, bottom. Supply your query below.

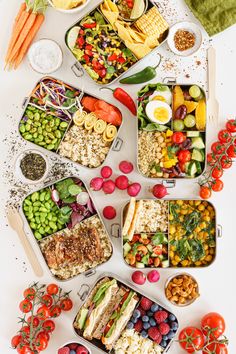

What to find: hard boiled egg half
left=145, top=101, right=172, bottom=124
left=149, top=87, right=172, bottom=105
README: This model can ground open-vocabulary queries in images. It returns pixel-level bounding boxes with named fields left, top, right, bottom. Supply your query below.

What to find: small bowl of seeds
left=15, top=149, right=49, bottom=184
left=167, top=21, right=202, bottom=56
left=165, top=273, right=200, bottom=307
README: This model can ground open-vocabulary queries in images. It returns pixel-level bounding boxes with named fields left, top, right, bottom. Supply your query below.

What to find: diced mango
left=196, top=99, right=206, bottom=130
left=166, top=129, right=173, bottom=137
left=173, top=85, right=184, bottom=113
left=184, top=100, right=198, bottom=113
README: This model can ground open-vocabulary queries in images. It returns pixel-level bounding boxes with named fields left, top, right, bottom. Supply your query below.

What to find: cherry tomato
left=212, top=179, right=224, bottom=192
left=179, top=162, right=186, bottom=173
left=37, top=331, right=50, bottom=342
left=46, top=284, right=59, bottom=295
left=19, top=326, right=30, bottom=337
left=211, top=166, right=223, bottom=179
left=19, top=299, right=32, bottom=313
left=221, top=155, right=232, bottom=169
left=172, top=132, right=185, bottom=144
left=43, top=319, right=55, bottom=333
left=11, top=335, right=22, bottom=348
left=37, top=305, right=51, bottom=320
left=226, top=144, right=236, bottom=158
left=203, top=343, right=228, bottom=354
left=27, top=316, right=39, bottom=328
left=218, top=129, right=232, bottom=143
left=17, top=345, right=34, bottom=354
left=60, top=298, right=73, bottom=311
left=226, top=118, right=236, bottom=133
left=178, top=327, right=204, bottom=353
left=50, top=305, right=61, bottom=318
left=199, top=186, right=212, bottom=199
left=41, top=294, right=53, bottom=307
left=35, top=337, right=48, bottom=351
left=23, top=288, right=35, bottom=301
left=207, top=153, right=217, bottom=166
left=201, top=312, right=225, bottom=339
left=211, top=141, right=225, bottom=155
left=178, top=150, right=191, bottom=163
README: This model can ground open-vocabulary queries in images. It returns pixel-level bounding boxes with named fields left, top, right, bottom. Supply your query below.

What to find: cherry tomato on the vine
left=50, top=305, right=61, bottom=318
left=221, top=155, right=232, bottom=169
left=17, top=345, right=33, bottom=354
left=218, top=129, right=232, bottom=143
left=203, top=343, right=228, bottom=354
left=199, top=186, right=212, bottom=199
left=226, top=144, right=236, bottom=158
left=19, top=326, right=30, bottom=337
left=178, top=327, right=204, bottom=353
left=226, top=118, right=236, bottom=133
left=178, top=150, right=191, bottom=163
left=60, top=298, right=73, bottom=311
left=19, top=299, right=32, bottom=313
left=211, top=141, right=225, bottom=155
left=35, top=337, right=48, bottom=351
left=37, top=305, right=51, bottom=320
left=23, top=288, right=35, bottom=301
left=27, top=316, right=39, bottom=328
left=212, top=166, right=223, bottom=179
left=172, top=132, right=185, bottom=144
left=207, top=153, right=216, bottom=166
left=212, top=179, right=224, bottom=192
left=41, top=294, right=53, bottom=307
left=46, top=284, right=59, bottom=295
left=201, top=312, right=225, bottom=339
left=43, top=319, right=55, bottom=333
left=11, top=335, right=22, bottom=348
left=37, top=331, right=50, bottom=342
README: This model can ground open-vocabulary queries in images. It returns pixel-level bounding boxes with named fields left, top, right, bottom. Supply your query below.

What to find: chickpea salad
left=137, top=83, right=206, bottom=178
left=19, top=77, right=122, bottom=167
left=122, top=198, right=216, bottom=269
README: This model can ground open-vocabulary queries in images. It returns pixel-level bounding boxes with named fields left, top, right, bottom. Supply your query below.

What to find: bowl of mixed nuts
left=165, top=273, right=200, bottom=307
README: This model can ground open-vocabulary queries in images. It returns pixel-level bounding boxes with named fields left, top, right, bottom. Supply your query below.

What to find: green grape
left=173, top=119, right=185, bottom=131
left=184, top=114, right=196, bottom=128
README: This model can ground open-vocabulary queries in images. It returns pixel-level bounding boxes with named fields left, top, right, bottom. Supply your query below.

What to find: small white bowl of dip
left=48, top=0, right=91, bottom=14
left=27, top=38, right=63, bottom=74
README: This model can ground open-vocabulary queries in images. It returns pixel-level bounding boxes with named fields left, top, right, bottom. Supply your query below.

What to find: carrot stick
left=14, top=14, right=45, bottom=69
left=5, top=9, right=30, bottom=64
left=8, top=12, right=37, bottom=63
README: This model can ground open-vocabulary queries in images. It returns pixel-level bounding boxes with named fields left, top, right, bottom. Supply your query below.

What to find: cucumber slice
left=195, top=161, right=202, bottom=174
left=67, top=26, right=80, bottom=50
left=136, top=262, right=145, bottom=269
left=161, top=260, right=169, bottom=268
left=192, top=149, right=204, bottom=162
left=187, top=131, right=200, bottom=137
left=187, top=161, right=197, bottom=177
left=147, top=244, right=153, bottom=253
left=191, top=136, right=205, bottom=149
left=123, top=242, right=131, bottom=257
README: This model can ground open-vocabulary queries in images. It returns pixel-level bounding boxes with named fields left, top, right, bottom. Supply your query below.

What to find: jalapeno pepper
left=119, top=57, right=161, bottom=84
left=102, top=87, right=136, bottom=115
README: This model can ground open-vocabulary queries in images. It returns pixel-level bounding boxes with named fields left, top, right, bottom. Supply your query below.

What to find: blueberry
left=151, top=304, right=159, bottom=312
left=131, top=316, right=138, bottom=324
left=160, top=340, right=167, bottom=348
left=167, top=330, right=175, bottom=339
left=143, top=322, right=151, bottom=330
left=149, top=318, right=156, bottom=327
left=168, top=314, right=176, bottom=321
left=171, top=321, right=178, bottom=331
left=133, top=309, right=141, bottom=319
left=164, top=319, right=168, bottom=323
left=147, top=311, right=153, bottom=317
left=141, top=330, right=148, bottom=338
left=142, top=315, right=149, bottom=322
left=127, top=321, right=134, bottom=329
left=162, top=335, right=168, bottom=341
left=70, top=351, right=76, bottom=354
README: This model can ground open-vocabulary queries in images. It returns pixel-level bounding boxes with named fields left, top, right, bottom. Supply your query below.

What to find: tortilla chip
left=127, top=200, right=143, bottom=241
left=115, top=21, right=133, bottom=42
left=125, top=42, right=152, bottom=59
left=145, top=35, right=159, bottom=48
left=128, top=27, right=146, bottom=43
left=100, top=0, right=119, bottom=24
left=122, top=197, right=136, bottom=237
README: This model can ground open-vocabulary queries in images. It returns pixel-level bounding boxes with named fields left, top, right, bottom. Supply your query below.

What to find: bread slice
left=127, top=200, right=143, bottom=241
left=122, top=197, right=136, bottom=237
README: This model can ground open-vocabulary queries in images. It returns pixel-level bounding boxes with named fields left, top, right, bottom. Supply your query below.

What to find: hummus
left=52, top=0, right=86, bottom=10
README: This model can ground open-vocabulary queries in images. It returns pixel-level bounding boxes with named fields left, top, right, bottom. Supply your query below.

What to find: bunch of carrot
left=5, top=0, right=48, bottom=70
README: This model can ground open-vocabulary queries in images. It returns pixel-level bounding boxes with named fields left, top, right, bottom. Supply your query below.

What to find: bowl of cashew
left=165, top=273, right=200, bottom=307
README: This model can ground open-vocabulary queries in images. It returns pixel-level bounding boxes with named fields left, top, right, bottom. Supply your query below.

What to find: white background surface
left=0, top=0, right=236, bottom=353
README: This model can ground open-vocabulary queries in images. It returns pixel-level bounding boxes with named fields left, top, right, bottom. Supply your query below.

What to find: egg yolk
left=154, top=107, right=169, bottom=122
left=152, top=95, right=166, bottom=102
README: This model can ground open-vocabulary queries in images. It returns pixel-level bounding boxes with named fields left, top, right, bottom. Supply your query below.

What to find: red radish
left=132, top=271, right=146, bottom=285
left=152, top=184, right=168, bottom=199
left=51, top=189, right=59, bottom=202
left=103, top=206, right=116, bottom=220
left=90, top=177, right=103, bottom=191
left=127, top=183, right=141, bottom=197
left=76, top=346, right=89, bottom=354
left=101, top=166, right=113, bottom=179
left=102, top=180, right=116, bottom=194
left=76, top=192, right=89, bottom=205
left=147, top=270, right=160, bottom=283
left=119, top=160, right=134, bottom=174
left=115, top=175, right=129, bottom=190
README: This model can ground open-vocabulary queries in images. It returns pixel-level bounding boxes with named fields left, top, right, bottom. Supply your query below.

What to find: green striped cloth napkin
left=185, top=0, right=236, bottom=36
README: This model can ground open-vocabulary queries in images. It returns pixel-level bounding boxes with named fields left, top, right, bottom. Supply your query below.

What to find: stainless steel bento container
left=19, top=76, right=123, bottom=170
left=116, top=198, right=222, bottom=270
left=74, top=272, right=179, bottom=353
left=136, top=79, right=207, bottom=187
left=65, top=0, right=168, bottom=85
left=20, top=176, right=114, bottom=281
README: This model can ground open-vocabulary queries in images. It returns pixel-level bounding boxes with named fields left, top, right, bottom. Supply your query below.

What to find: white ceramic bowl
left=48, top=0, right=91, bottom=14
left=58, top=341, right=91, bottom=353
left=15, top=149, right=49, bottom=185
left=167, top=21, right=202, bottom=57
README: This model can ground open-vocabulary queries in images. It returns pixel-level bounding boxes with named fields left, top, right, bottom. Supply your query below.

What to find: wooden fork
left=6, top=207, right=43, bottom=277
left=207, top=46, right=219, bottom=125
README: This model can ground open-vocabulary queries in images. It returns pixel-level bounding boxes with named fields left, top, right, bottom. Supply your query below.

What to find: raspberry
left=159, top=322, right=170, bottom=335
left=140, top=297, right=153, bottom=311
left=58, top=348, right=70, bottom=354
left=154, top=310, right=168, bottom=324
left=134, top=319, right=143, bottom=332
left=137, top=306, right=146, bottom=317
left=148, top=327, right=162, bottom=343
